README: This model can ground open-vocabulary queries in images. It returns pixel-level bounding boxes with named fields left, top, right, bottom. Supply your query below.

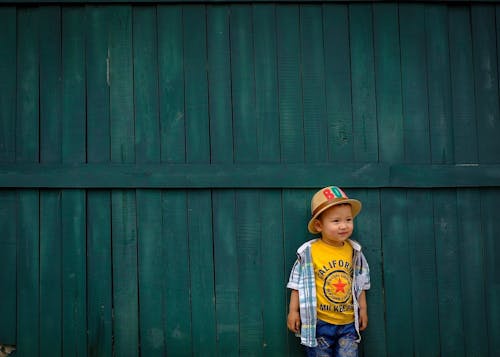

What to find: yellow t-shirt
left=311, top=239, right=354, bottom=325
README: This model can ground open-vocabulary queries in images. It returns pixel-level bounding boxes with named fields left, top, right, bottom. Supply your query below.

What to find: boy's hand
left=358, top=290, right=368, bottom=331
left=287, top=310, right=301, bottom=333
left=359, top=308, right=368, bottom=331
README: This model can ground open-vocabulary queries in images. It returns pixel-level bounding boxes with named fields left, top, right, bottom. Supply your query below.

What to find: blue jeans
left=305, top=320, right=358, bottom=357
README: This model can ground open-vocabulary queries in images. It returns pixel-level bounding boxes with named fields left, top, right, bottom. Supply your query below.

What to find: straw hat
left=308, top=186, right=362, bottom=234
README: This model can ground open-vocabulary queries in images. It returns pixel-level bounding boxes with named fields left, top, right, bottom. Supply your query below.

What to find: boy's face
left=313, top=204, right=354, bottom=246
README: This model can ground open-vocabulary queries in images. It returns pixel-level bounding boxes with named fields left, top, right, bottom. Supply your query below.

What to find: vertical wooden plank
left=400, top=4, right=431, bottom=163
left=434, top=190, right=465, bottom=356
left=426, top=4, right=454, bottom=164
left=0, top=191, right=17, bottom=344
left=184, top=5, right=210, bottom=164
left=157, top=6, right=192, bottom=354
left=39, top=6, right=62, bottom=356
left=323, top=4, right=353, bottom=162
left=449, top=6, right=478, bottom=164
left=472, top=5, right=500, bottom=164
left=260, top=190, right=287, bottom=355
left=61, top=7, right=87, bottom=356
left=349, top=4, right=378, bottom=163
left=86, top=6, right=113, bottom=357
left=208, top=5, right=233, bottom=165
left=407, top=190, right=440, bottom=357
left=133, top=6, right=165, bottom=356
left=236, top=190, right=263, bottom=355
left=457, top=189, right=488, bottom=356
left=207, top=5, right=238, bottom=355
left=482, top=189, right=500, bottom=356
left=16, top=8, right=40, bottom=357
left=109, top=6, right=139, bottom=356
left=301, top=4, right=327, bottom=163
left=162, top=191, right=192, bottom=355
left=353, top=189, right=386, bottom=357
left=0, top=7, right=16, bottom=163
left=254, top=4, right=280, bottom=163
left=231, top=5, right=257, bottom=163
left=212, top=188, right=238, bottom=355
left=231, top=6, right=264, bottom=353
left=0, top=6, right=17, bottom=345
left=373, top=3, right=403, bottom=163
left=283, top=189, right=309, bottom=356
left=276, top=5, right=304, bottom=163
left=253, top=4, right=287, bottom=354
left=158, top=5, right=185, bottom=164
left=380, top=189, right=414, bottom=356
left=184, top=6, right=217, bottom=355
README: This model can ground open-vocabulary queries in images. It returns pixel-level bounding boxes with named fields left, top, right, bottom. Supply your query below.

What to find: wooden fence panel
left=0, top=3, right=499, bottom=357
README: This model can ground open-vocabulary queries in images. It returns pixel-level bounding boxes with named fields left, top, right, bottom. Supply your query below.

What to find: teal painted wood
left=133, top=7, right=166, bottom=355
left=212, top=189, right=239, bottom=355
left=353, top=189, right=386, bottom=357
left=373, top=3, right=404, bottom=163
left=184, top=6, right=210, bottom=164
left=61, top=8, right=87, bottom=356
left=472, top=5, right=500, bottom=164
left=39, top=8, right=63, bottom=356
left=457, top=189, right=488, bottom=356
left=17, top=190, right=40, bottom=357
left=158, top=5, right=185, bottom=164
left=207, top=5, right=233, bottom=164
left=301, top=5, right=327, bottom=163
left=183, top=6, right=217, bottom=354
left=323, top=4, right=354, bottom=162
left=407, top=190, right=440, bottom=356
left=0, top=6, right=17, bottom=345
left=161, top=191, right=193, bottom=355
left=426, top=4, right=454, bottom=164
left=134, top=6, right=160, bottom=164
left=277, top=5, right=304, bottom=163
left=236, top=190, right=264, bottom=354
left=0, top=7, right=16, bottom=162
left=86, top=6, right=113, bottom=357
left=40, top=191, right=62, bottom=357
left=482, top=189, right=500, bottom=355
left=380, top=190, right=414, bottom=356
left=207, top=6, right=239, bottom=355
left=260, top=190, right=287, bottom=354
left=283, top=189, right=310, bottom=356
left=0, top=191, right=17, bottom=344
left=109, top=5, right=135, bottom=164
left=187, top=190, right=217, bottom=355
left=109, top=6, right=140, bottom=357
left=449, top=6, right=478, bottom=164
left=86, top=190, right=112, bottom=357
left=2, top=162, right=500, bottom=188
left=400, top=4, right=431, bottom=164
left=16, top=8, right=40, bottom=357
left=254, top=4, right=280, bottom=163
left=39, top=6, right=62, bottom=164
left=231, top=5, right=257, bottom=163
left=434, top=190, right=465, bottom=356
left=349, top=4, right=378, bottom=163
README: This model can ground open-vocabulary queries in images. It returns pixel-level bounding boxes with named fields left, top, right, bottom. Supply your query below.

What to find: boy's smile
left=313, top=204, right=354, bottom=247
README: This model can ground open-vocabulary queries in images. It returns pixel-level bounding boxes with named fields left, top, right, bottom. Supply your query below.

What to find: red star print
left=333, top=278, right=347, bottom=293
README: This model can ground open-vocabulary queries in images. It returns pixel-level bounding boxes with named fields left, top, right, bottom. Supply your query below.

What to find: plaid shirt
left=287, top=239, right=371, bottom=347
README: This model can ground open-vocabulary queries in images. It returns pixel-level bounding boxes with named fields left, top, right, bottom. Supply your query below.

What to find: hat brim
left=307, top=199, right=362, bottom=234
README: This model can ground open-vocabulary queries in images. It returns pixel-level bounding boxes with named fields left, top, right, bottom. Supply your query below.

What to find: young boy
left=287, top=186, right=370, bottom=357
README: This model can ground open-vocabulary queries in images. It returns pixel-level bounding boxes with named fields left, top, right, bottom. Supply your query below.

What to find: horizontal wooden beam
left=0, top=163, right=498, bottom=188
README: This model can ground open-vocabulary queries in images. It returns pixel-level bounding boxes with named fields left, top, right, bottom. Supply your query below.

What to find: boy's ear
left=313, top=219, right=322, bottom=232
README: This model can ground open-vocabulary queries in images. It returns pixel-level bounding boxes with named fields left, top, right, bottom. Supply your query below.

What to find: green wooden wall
left=1, top=2, right=500, bottom=356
